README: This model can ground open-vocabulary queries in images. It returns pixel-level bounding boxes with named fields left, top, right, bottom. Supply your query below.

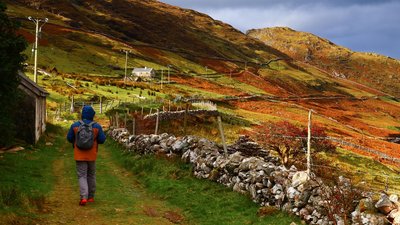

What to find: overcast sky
left=159, top=0, right=400, bottom=59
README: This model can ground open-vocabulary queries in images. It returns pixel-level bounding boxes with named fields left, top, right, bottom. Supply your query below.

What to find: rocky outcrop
left=108, top=128, right=394, bottom=225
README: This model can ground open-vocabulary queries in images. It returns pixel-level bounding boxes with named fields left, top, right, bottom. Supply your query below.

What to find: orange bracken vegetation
left=171, top=75, right=246, bottom=96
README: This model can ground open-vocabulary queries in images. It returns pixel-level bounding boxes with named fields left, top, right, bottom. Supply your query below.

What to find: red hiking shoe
left=79, top=199, right=87, bottom=206
left=88, top=198, right=94, bottom=203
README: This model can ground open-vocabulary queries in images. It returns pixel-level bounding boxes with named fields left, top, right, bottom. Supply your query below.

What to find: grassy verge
left=318, top=148, right=400, bottom=193
left=0, top=123, right=62, bottom=223
left=105, top=140, right=301, bottom=225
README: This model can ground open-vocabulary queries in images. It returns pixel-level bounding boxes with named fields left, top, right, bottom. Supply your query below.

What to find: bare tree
left=254, top=121, right=303, bottom=165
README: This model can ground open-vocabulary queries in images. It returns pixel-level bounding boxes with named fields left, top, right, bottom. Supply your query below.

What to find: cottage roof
left=18, top=71, right=49, bottom=97
left=132, top=67, right=154, bottom=73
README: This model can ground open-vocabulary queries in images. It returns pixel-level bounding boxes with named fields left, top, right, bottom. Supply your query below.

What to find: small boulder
left=292, top=171, right=309, bottom=188
left=375, top=194, right=395, bottom=215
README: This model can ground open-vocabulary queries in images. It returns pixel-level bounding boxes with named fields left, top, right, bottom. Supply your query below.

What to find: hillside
left=6, top=0, right=290, bottom=73
left=247, top=27, right=400, bottom=98
left=4, top=0, right=400, bottom=180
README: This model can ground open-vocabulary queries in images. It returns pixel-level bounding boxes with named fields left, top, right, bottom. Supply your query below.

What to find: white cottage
left=132, top=67, right=155, bottom=78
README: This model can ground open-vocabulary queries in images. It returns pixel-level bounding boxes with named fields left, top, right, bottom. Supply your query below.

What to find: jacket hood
left=82, top=105, right=95, bottom=121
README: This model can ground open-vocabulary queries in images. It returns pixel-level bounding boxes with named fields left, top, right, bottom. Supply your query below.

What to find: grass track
left=106, top=140, right=302, bottom=225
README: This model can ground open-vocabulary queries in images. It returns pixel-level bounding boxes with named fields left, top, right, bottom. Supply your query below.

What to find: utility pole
left=122, top=49, right=130, bottom=84
left=205, top=66, right=208, bottom=75
left=28, top=16, right=48, bottom=83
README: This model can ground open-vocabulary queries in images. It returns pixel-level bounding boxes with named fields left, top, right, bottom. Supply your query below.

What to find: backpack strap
left=86, top=121, right=97, bottom=132
left=77, top=120, right=85, bottom=132
left=78, top=120, right=96, bottom=126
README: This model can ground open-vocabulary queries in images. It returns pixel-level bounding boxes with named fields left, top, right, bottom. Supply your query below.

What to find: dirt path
left=42, top=140, right=184, bottom=225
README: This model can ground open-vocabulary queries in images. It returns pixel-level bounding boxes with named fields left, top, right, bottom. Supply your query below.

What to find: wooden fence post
left=132, top=117, right=136, bottom=136
left=100, top=97, right=103, bottom=114
left=124, top=109, right=128, bottom=128
left=125, top=109, right=130, bottom=129
left=70, top=95, right=74, bottom=113
left=183, top=103, right=188, bottom=136
left=307, top=110, right=312, bottom=175
left=116, top=112, right=119, bottom=128
left=385, top=174, right=389, bottom=192
left=217, top=116, right=228, bottom=157
left=155, top=109, right=159, bottom=135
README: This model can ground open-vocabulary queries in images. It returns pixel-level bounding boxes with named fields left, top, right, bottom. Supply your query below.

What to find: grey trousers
left=76, top=161, right=96, bottom=200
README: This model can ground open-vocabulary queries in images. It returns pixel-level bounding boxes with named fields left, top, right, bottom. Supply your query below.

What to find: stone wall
left=143, top=109, right=219, bottom=121
left=109, top=128, right=398, bottom=225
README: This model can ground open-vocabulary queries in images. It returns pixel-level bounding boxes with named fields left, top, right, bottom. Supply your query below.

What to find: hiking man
left=67, top=105, right=106, bottom=206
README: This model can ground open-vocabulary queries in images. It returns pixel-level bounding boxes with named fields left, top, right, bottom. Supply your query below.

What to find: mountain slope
left=247, top=27, right=400, bottom=98
left=4, top=0, right=400, bottom=162
left=8, top=0, right=288, bottom=66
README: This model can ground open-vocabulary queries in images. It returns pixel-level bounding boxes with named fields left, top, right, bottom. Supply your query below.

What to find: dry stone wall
left=109, top=128, right=398, bottom=225
left=143, top=109, right=219, bottom=121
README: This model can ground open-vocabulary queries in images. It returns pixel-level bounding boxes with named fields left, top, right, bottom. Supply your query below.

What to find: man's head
left=81, top=105, right=95, bottom=121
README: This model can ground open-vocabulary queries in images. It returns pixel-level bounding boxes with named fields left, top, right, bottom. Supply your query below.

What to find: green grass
left=106, top=140, right=301, bottom=225
left=0, top=124, right=61, bottom=219
left=387, top=126, right=400, bottom=132
left=211, top=75, right=268, bottom=95
left=171, top=84, right=226, bottom=99
left=319, top=148, right=400, bottom=193
left=158, top=119, right=245, bottom=144
left=379, top=96, right=400, bottom=104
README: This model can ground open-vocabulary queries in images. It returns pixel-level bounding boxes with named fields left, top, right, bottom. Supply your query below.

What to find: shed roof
left=18, top=71, right=49, bottom=97
left=132, top=67, right=154, bottom=73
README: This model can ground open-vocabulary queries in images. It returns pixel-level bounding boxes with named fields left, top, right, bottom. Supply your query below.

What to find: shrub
left=302, top=124, right=336, bottom=153
left=317, top=177, right=362, bottom=225
left=253, top=121, right=335, bottom=166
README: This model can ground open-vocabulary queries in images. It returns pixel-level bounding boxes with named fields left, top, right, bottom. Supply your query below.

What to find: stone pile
left=109, top=128, right=397, bottom=225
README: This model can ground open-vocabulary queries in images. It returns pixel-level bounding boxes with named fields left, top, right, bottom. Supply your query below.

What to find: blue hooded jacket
left=67, top=105, right=106, bottom=147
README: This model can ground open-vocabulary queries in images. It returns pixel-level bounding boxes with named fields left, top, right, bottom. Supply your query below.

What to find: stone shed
left=16, top=72, right=49, bottom=144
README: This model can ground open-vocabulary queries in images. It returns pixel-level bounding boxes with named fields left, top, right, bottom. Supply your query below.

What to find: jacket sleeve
left=67, top=124, right=75, bottom=144
left=96, top=125, right=106, bottom=144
